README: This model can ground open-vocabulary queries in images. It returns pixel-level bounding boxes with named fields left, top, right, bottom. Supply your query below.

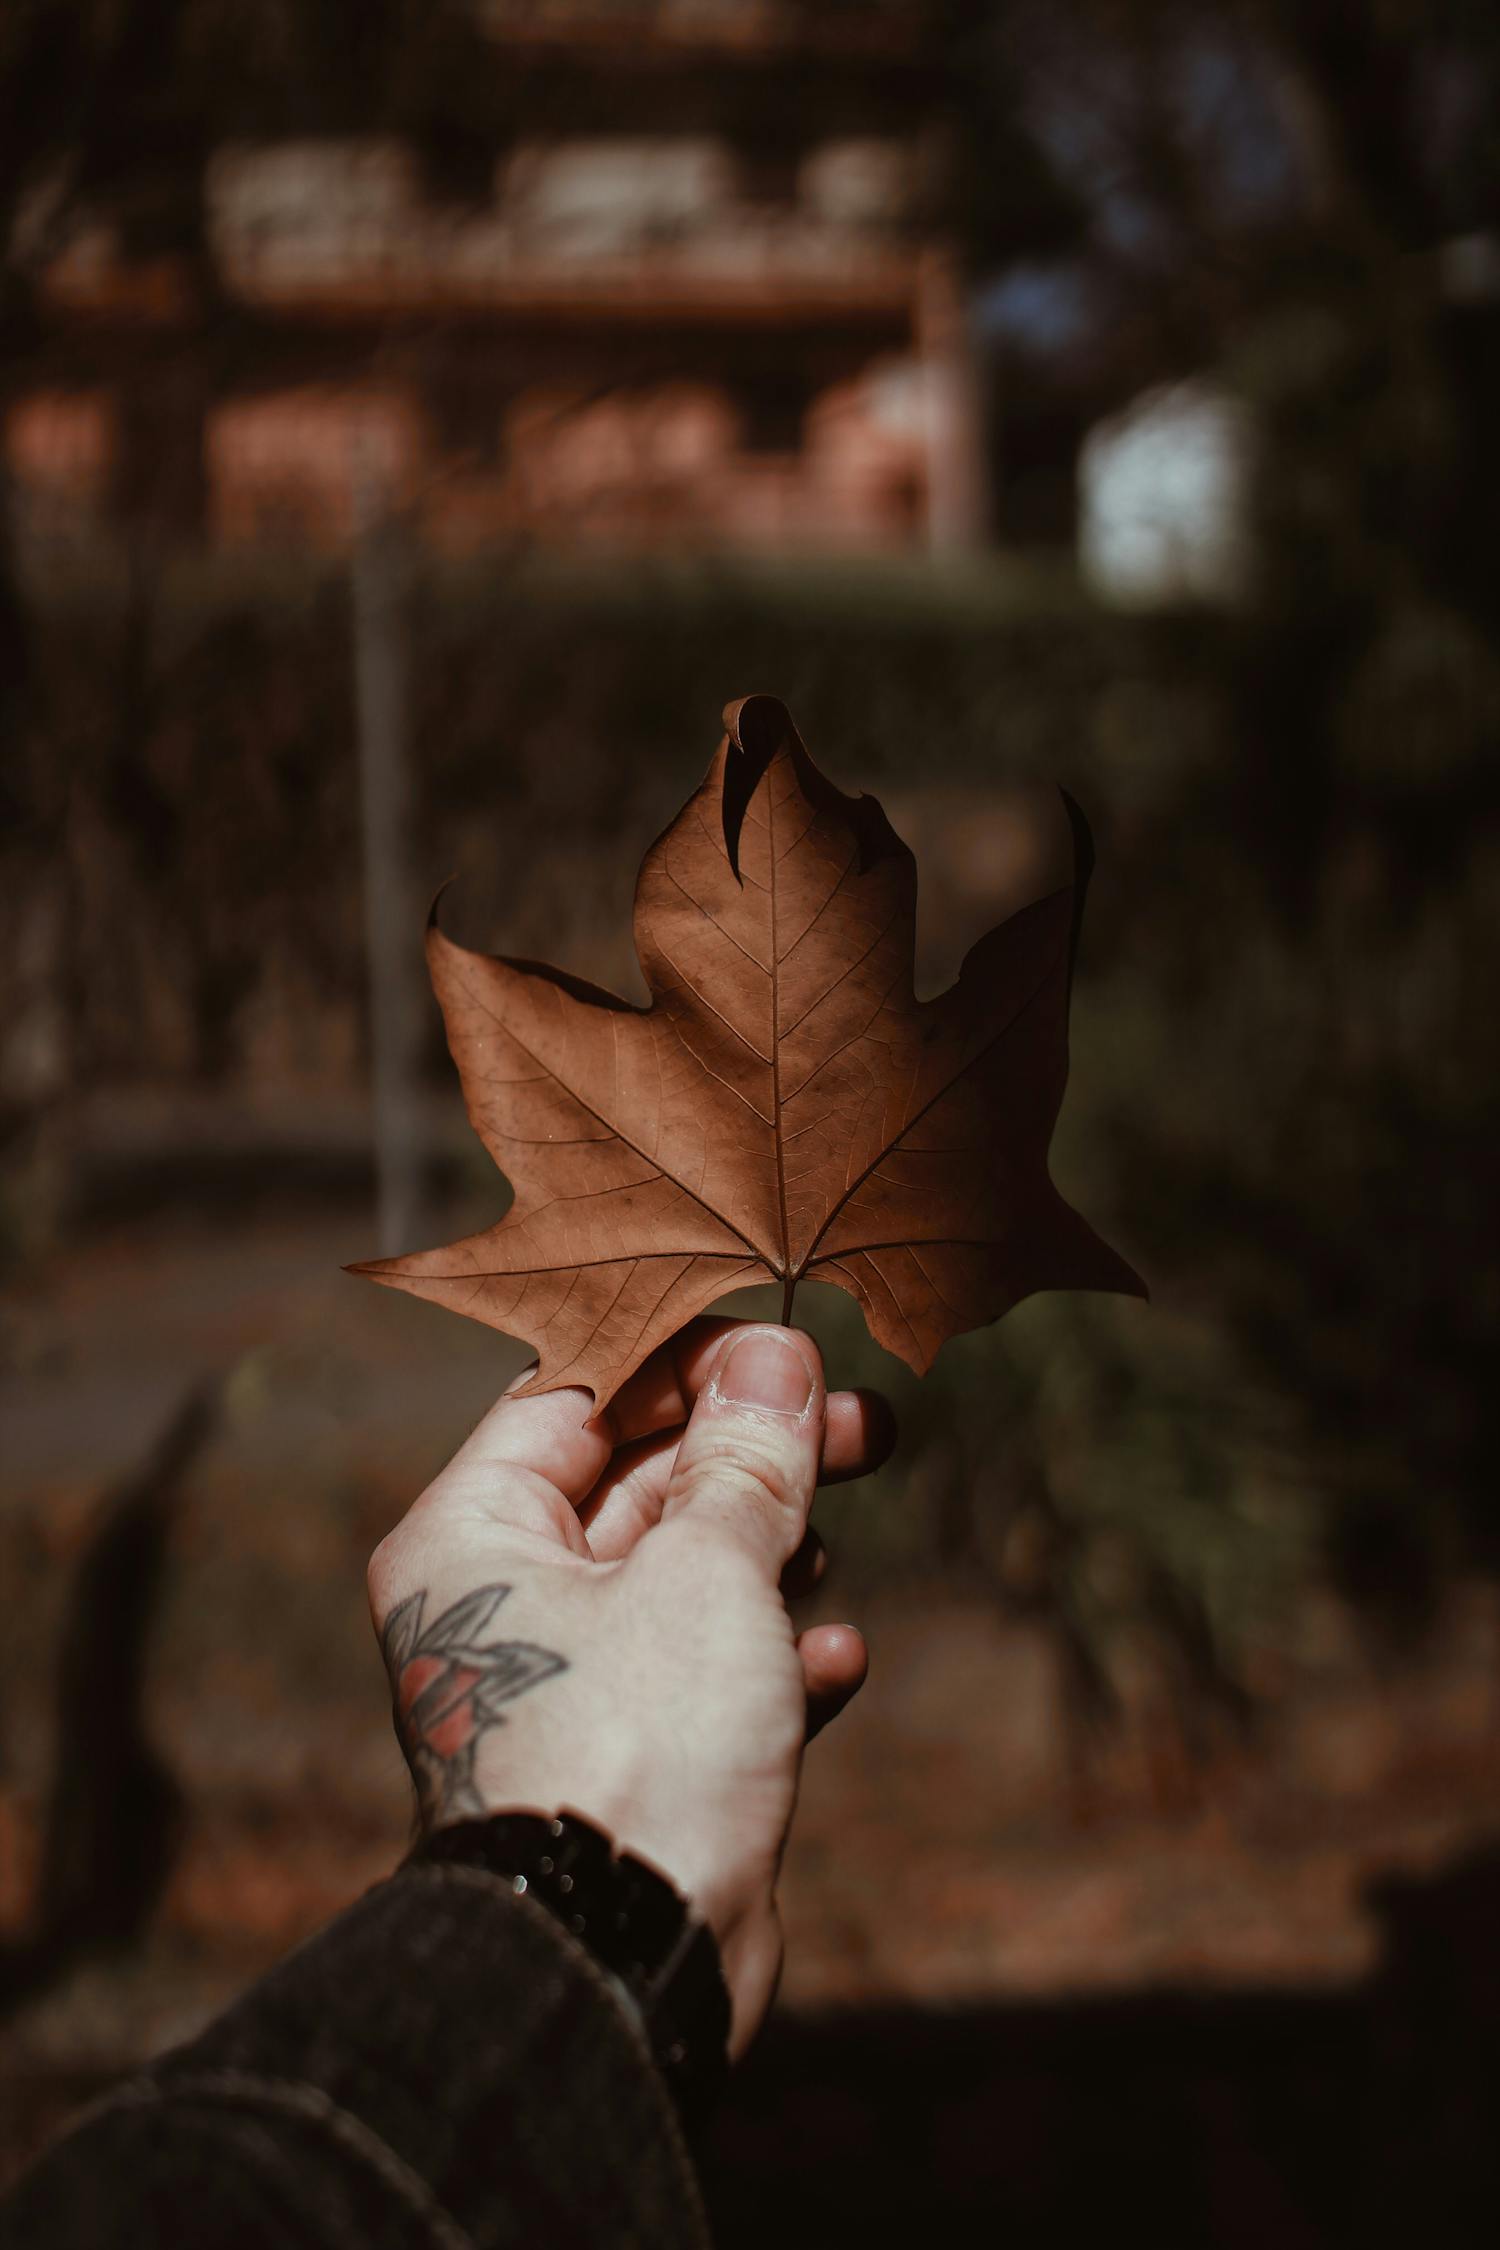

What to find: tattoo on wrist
left=379, top=1584, right=568, bottom=1824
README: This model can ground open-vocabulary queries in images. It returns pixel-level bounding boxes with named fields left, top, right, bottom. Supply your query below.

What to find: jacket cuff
left=410, top=1811, right=731, bottom=2135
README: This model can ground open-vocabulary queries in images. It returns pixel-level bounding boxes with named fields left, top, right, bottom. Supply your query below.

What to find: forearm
left=5, top=1856, right=712, bottom=2250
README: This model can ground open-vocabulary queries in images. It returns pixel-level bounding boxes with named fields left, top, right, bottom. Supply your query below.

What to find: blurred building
left=5, top=2, right=985, bottom=561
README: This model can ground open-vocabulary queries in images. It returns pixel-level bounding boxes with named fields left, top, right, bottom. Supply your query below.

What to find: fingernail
left=713, top=1331, right=813, bottom=1417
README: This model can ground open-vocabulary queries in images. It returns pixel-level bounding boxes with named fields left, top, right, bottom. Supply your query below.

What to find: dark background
left=2, top=5, right=1497, bottom=2242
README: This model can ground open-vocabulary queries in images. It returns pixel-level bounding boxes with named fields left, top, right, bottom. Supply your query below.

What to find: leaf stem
left=780, top=1274, right=796, bottom=1326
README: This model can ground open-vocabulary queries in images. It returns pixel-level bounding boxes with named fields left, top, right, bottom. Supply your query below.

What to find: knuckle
left=365, top=1534, right=400, bottom=1615
left=691, top=1434, right=801, bottom=1518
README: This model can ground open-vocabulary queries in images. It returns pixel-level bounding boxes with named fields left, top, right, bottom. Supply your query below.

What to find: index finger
left=421, top=1317, right=784, bottom=1534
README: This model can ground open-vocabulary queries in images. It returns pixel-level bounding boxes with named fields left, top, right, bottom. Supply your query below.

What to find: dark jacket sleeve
left=3, top=1860, right=714, bottom=2250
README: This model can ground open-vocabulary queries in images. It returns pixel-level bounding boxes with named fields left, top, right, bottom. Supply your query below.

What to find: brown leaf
left=352, top=696, right=1144, bottom=1405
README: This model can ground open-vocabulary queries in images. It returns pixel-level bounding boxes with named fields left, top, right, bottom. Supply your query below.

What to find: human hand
left=366, top=1317, right=893, bottom=2057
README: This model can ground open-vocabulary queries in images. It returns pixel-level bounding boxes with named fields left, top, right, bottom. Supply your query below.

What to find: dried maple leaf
left=352, top=695, right=1144, bottom=1405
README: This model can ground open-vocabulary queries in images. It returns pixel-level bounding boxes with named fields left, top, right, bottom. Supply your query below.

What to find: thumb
left=658, top=1325, right=825, bottom=1576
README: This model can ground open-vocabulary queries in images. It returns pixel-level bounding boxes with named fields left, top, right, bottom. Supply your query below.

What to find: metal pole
left=918, top=249, right=990, bottom=555
left=352, top=452, right=423, bottom=1256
